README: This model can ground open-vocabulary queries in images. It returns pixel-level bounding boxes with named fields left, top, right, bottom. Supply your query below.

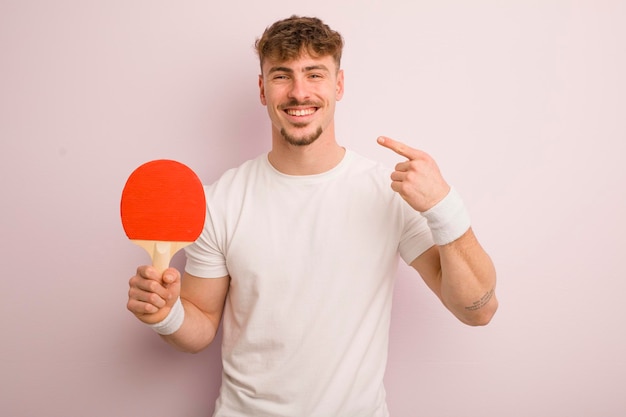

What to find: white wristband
left=148, top=297, right=185, bottom=335
left=421, top=187, right=471, bottom=245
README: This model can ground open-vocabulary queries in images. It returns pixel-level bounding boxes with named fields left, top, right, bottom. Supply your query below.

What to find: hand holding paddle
left=121, top=159, right=206, bottom=322
left=377, top=136, right=450, bottom=212
left=127, top=265, right=181, bottom=321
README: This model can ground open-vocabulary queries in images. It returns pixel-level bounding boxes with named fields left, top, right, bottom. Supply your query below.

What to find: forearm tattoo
left=465, top=288, right=494, bottom=311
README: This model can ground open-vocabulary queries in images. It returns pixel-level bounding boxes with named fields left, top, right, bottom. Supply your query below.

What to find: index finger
left=131, top=267, right=170, bottom=297
left=136, top=265, right=164, bottom=281
left=136, top=266, right=180, bottom=290
left=377, top=136, right=421, bottom=160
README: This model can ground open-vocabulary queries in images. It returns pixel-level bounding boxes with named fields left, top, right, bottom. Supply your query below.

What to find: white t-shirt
left=185, top=150, right=434, bottom=417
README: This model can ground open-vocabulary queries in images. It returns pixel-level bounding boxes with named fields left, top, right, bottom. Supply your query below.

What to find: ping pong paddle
left=120, top=159, right=206, bottom=273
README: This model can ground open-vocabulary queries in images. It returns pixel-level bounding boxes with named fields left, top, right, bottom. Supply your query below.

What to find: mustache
left=279, top=100, right=322, bottom=110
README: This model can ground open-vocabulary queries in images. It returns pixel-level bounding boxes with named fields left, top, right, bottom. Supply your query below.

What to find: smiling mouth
left=285, top=107, right=317, bottom=117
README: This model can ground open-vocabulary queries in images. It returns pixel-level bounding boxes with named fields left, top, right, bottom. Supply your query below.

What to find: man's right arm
left=128, top=267, right=230, bottom=353
left=163, top=272, right=230, bottom=352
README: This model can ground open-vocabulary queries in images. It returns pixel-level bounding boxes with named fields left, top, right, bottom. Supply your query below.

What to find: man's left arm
left=411, top=229, right=497, bottom=325
left=377, top=136, right=498, bottom=325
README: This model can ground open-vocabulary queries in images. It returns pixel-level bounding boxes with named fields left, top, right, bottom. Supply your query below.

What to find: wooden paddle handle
left=131, top=240, right=193, bottom=274
left=152, top=242, right=173, bottom=272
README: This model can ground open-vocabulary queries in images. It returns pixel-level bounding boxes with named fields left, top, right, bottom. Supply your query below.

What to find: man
left=127, top=15, right=497, bottom=417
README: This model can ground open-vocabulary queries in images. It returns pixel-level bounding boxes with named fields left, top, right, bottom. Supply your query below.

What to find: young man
left=127, top=15, right=497, bottom=417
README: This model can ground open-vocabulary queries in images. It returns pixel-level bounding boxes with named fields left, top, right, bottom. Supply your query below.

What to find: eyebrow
left=267, top=64, right=331, bottom=74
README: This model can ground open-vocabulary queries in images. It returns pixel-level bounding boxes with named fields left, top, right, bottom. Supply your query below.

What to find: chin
left=281, top=126, right=323, bottom=147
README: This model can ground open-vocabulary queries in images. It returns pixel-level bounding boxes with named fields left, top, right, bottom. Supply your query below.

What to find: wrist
left=147, top=297, right=185, bottom=335
left=421, top=187, right=471, bottom=245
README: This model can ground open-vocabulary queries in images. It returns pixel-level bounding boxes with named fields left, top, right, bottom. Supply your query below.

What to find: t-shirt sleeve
left=398, top=200, right=435, bottom=265
left=184, top=197, right=229, bottom=279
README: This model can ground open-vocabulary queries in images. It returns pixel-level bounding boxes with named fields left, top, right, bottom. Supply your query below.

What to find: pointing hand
left=377, top=136, right=450, bottom=212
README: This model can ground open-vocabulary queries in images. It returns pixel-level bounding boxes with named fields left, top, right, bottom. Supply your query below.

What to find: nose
left=287, top=77, right=310, bottom=102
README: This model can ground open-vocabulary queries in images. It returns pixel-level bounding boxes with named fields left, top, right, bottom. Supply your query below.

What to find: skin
left=260, top=52, right=346, bottom=175
left=127, top=51, right=498, bottom=353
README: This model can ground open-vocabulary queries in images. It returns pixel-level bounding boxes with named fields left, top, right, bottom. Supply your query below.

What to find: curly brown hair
left=255, top=15, right=344, bottom=71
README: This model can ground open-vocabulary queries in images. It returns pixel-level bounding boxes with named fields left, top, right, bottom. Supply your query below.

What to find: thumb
left=162, top=267, right=180, bottom=285
left=162, top=268, right=182, bottom=304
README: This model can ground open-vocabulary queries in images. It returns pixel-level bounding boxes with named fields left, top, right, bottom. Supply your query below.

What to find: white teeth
left=286, top=108, right=315, bottom=116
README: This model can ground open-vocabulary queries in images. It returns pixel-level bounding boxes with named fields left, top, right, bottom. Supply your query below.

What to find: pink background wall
left=2, top=1, right=625, bottom=416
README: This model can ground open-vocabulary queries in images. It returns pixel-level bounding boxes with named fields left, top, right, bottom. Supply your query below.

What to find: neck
left=267, top=128, right=345, bottom=175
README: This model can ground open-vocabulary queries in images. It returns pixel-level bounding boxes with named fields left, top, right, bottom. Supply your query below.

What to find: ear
left=335, top=69, right=345, bottom=101
left=259, top=74, right=267, bottom=105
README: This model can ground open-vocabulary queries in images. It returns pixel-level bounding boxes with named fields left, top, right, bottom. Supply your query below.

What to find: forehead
left=262, top=52, right=338, bottom=74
